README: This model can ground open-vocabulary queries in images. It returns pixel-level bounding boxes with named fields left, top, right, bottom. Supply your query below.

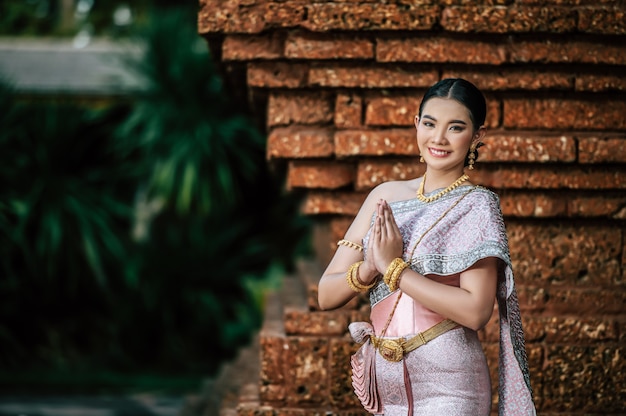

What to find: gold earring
left=419, top=155, right=424, bottom=163
left=468, top=143, right=477, bottom=170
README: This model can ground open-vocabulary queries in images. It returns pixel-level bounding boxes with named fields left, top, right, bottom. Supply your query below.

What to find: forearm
left=397, top=268, right=495, bottom=331
left=318, top=261, right=379, bottom=310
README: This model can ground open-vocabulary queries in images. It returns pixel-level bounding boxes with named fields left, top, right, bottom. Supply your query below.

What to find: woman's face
left=414, top=97, right=483, bottom=173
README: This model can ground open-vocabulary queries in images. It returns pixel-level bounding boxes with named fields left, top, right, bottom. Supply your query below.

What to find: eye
left=449, top=125, right=465, bottom=132
left=422, top=120, right=434, bottom=128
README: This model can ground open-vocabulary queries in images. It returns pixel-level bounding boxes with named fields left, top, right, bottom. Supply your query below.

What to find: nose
left=431, top=126, right=447, bottom=145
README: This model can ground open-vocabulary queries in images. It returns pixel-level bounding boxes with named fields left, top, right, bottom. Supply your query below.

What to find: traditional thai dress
left=351, top=185, right=536, bottom=416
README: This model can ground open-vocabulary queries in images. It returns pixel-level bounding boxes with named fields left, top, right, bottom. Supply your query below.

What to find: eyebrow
left=422, top=114, right=467, bottom=125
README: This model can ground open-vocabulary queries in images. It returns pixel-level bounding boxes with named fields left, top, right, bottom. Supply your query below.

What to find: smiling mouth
left=429, top=148, right=450, bottom=157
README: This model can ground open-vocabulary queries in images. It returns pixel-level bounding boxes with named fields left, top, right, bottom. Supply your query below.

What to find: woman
left=318, top=78, right=536, bottom=415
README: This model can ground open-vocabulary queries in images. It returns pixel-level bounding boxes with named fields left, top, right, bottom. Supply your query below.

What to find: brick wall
left=199, top=1, right=626, bottom=414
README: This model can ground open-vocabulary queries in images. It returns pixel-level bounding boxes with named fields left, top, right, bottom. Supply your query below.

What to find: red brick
left=198, top=1, right=264, bottom=34
left=259, top=335, right=287, bottom=402
left=441, top=5, right=577, bottom=33
left=248, top=62, right=308, bottom=88
left=302, top=3, right=440, bottom=32
left=442, top=69, right=573, bottom=91
left=302, top=191, right=367, bottom=215
left=267, top=127, right=334, bottom=159
left=545, top=288, right=626, bottom=315
left=335, top=129, right=418, bottom=157
left=287, top=160, right=356, bottom=190
left=485, top=96, right=501, bottom=129
left=503, top=98, right=626, bottom=130
left=471, top=165, right=626, bottom=189
left=222, top=34, right=284, bottom=60
left=285, top=31, right=374, bottom=60
left=335, top=94, right=363, bottom=129
left=262, top=2, right=308, bottom=30
left=575, top=74, right=626, bottom=92
left=284, top=337, right=329, bottom=406
left=267, top=92, right=334, bottom=127
left=328, top=338, right=363, bottom=409
left=356, top=159, right=424, bottom=190
left=507, top=222, right=621, bottom=286
left=541, top=317, right=618, bottom=343
left=543, top=345, right=625, bottom=412
left=509, top=39, right=626, bottom=65
left=480, top=134, right=576, bottom=163
left=284, top=308, right=349, bottom=336
left=568, top=195, right=626, bottom=219
left=578, top=6, right=626, bottom=34
left=377, top=36, right=507, bottom=64
left=309, top=65, right=438, bottom=88
left=365, top=96, right=421, bottom=126
left=499, top=191, right=568, bottom=217
left=499, top=190, right=626, bottom=218
left=578, top=136, right=626, bottom=163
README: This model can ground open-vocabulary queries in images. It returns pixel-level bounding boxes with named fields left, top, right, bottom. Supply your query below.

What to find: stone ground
left=0, top=334, right=260, bottom=416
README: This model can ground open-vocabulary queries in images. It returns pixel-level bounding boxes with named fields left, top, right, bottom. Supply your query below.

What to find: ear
left=472, top=125, right=486, bottom=147
left=414, top=115, right=420, bottom=128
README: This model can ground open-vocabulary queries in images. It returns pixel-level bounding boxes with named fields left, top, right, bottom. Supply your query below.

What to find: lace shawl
left=362, top=185, right=536, bottom=415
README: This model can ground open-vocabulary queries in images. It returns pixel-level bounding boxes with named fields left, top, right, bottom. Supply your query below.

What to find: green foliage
left=0, top=6, right=311, bottom=389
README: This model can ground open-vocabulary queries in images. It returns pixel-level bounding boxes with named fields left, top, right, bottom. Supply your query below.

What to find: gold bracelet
left=337, top=239, right=364, bottom=252
left=346, top=261, right=376, bottom=292
left=383, top=258, right=407, bottom=286
left=387, top=261, right=409, bottom=291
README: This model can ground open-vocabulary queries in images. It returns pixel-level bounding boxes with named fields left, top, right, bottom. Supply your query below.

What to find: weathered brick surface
left=309, top=66, right=438, bottom=88
left=284, top=308, right=349, bottom=336
left=287, top=161, right=355, bottom=190
left=356, top=159, right=424, bottom=190
left=334, top=94, right=363, bottom=129
left=543, top=345, right=625, bottom=412
left=480, top=134, right=576, bottom=163
left=503, top=98, right=626, bottom=130
left=259, top=334, right=287, bottom=402
left=334, top=129, right=418, bottom=157
left=575, top=73, right=626, bottom=92
left=441, top=6, right=578, bottom=33
left=506, top=222, right=621, bottom=286
left=301, top=191, right=366, bottom=216
left=509, top=39, right=626, bottom=65
left=377, top=37, right=507, bottom=64
left=578, top=136, right=626, bottom=163
left=577, top=6, right=626, bottom=34
left=222, top=34, right=284, bottom=61
left=283, top=337, right=330, bottom=406
left=285, top=31, right=374, bottom=60
left=248, top=62, right=309, bottom=88
left=301, top=3, right=440, bottom=32
left=442, top=69, right=573, bottom=91
left=267, top=127, right=334, bottom=159
left=268, top=92, right=334, bottom=127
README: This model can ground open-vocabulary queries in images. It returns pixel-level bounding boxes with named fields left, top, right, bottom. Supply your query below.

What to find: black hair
left=418, top=78, right=486, bottom=166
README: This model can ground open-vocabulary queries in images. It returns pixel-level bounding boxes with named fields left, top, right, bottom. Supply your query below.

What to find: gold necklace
left=416, top=172, right=470, bottom=203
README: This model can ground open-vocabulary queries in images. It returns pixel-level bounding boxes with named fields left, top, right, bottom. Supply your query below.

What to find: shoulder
left=367, top=179, right=419, bottom=203
left=467, top=186, right=501, bottom=206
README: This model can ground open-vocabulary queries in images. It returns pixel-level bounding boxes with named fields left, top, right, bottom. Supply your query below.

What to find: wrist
left=358, top=262, right=379, bottom=285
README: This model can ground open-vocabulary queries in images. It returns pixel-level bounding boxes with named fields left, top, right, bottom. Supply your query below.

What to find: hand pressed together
left=368, top=199, right=404, bottom=275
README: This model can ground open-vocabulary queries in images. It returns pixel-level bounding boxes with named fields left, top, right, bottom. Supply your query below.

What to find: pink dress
left=354, top=186, right=536, bottom=416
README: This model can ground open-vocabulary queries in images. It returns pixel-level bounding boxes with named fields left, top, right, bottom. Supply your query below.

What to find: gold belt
left=370, top=318, right=459, bottom=362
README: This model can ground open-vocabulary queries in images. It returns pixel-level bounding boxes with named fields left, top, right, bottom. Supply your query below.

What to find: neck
left=423, top=169, right=467, bottom=193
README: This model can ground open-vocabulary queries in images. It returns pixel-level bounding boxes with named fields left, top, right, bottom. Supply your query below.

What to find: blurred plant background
left=0, top=0, right=311, bottom=394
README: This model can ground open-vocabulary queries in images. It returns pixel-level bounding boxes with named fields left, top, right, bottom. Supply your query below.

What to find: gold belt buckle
left=378, top=338, right=405, bottom=362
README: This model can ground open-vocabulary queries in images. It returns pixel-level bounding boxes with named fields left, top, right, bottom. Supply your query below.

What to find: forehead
left=421, top=97, right=471, bottom=120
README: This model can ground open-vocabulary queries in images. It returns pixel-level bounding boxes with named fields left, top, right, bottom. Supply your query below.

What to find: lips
left=428, top=147, right=450, bottom=157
